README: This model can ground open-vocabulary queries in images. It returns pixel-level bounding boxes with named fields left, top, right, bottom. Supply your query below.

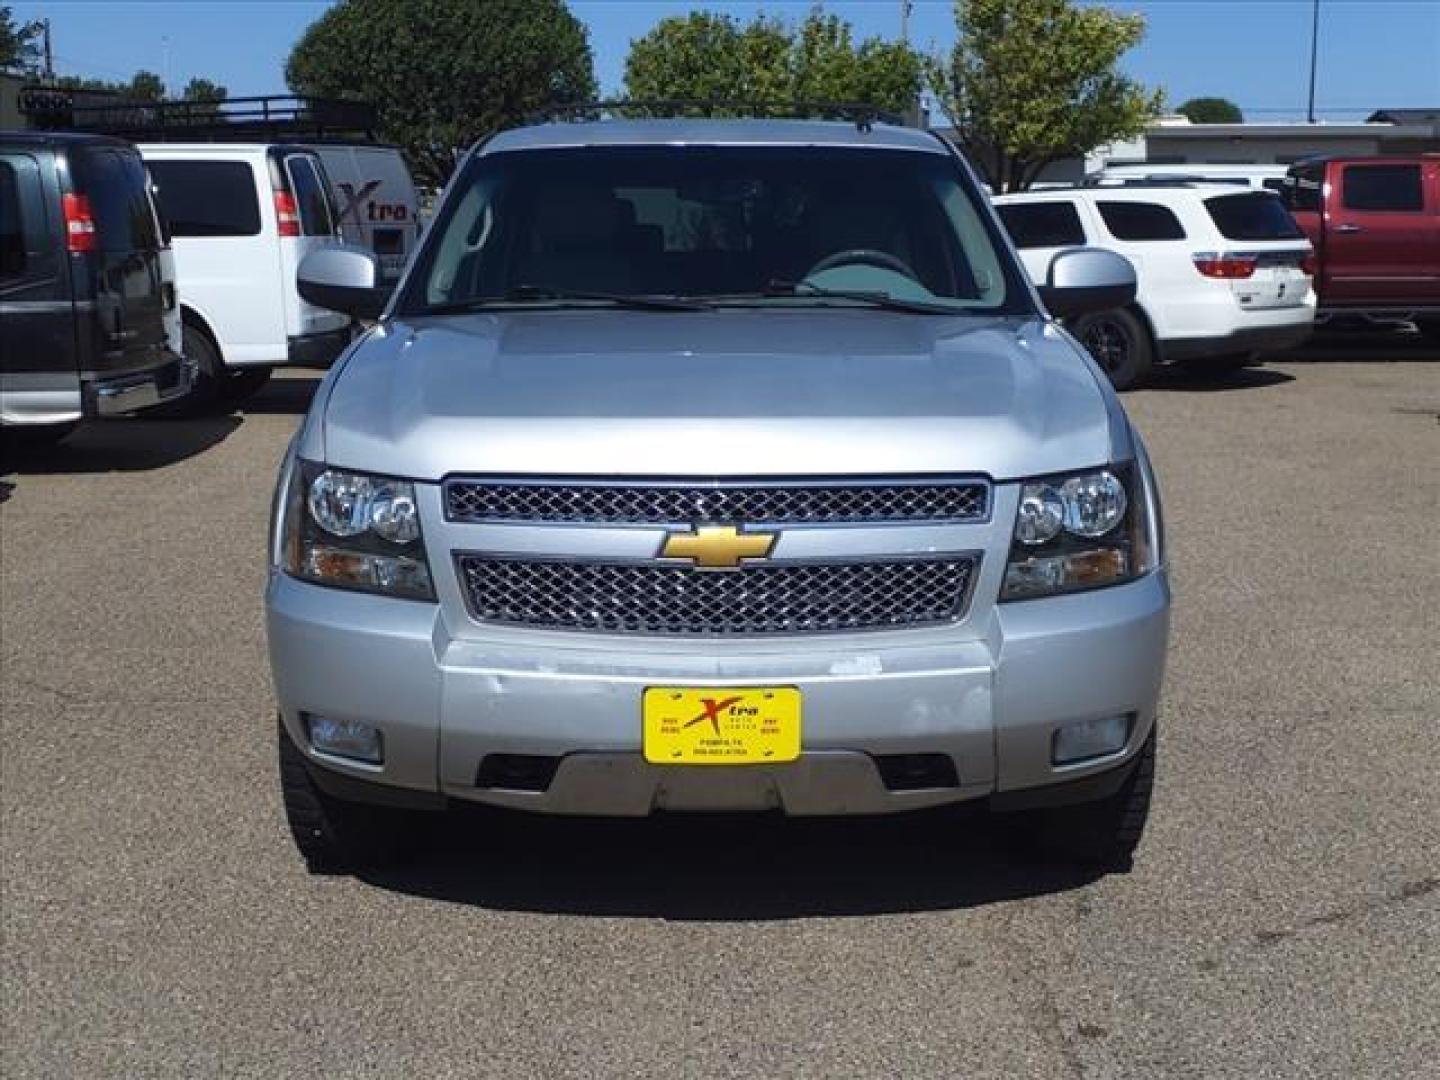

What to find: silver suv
left=269, top=119, right=1168, bottom=873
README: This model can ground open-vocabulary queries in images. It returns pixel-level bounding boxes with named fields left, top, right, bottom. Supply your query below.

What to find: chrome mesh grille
left=444, top=479, right=989, bottom=525
left=455, top=556, right=977, bottom=636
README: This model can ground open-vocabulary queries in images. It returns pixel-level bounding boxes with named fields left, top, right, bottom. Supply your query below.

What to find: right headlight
left=279, top=460, right=435, bottom=601
left=1000, top=462, right=1160, bottom=601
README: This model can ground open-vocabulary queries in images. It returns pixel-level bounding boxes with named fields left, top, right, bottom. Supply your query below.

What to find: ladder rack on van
left=18, top=90, right=379, bottom=144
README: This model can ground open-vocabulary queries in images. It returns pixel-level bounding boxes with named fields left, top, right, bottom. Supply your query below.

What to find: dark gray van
left=1, top=132, right=190, bottom=442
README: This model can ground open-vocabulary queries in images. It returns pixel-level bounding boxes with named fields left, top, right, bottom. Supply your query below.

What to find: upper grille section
left=456, top=555, right=978, bottom=636
left=444, top=478, right=990, bottom=526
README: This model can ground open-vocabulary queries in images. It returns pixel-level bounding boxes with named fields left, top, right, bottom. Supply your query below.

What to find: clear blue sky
left=13, top=0, right=1440, bottom=120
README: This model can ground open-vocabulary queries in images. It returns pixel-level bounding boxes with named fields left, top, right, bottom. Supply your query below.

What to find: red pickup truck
left=1284, top=155, right=1440, bottom=340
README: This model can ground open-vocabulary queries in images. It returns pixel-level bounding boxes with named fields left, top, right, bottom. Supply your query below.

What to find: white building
left=941, top=109, right=1440, bottom=188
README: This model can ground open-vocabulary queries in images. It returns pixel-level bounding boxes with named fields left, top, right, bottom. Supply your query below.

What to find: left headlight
left=281, top=461, right=435, bottom=600
left=1000, top=462, right=1159, bottom=601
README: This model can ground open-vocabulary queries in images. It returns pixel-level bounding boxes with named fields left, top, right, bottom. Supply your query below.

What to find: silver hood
left=316, top=309, right=1123, bottom=482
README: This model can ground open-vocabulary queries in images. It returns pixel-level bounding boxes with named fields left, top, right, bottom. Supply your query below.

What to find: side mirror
left=297, top=245, right=390, bottom=321
left=1037, top=248, right=1137, bottom=320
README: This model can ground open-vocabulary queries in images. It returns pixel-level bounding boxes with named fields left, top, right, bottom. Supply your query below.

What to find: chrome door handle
left=1335, top=223, right=1363, bottom=234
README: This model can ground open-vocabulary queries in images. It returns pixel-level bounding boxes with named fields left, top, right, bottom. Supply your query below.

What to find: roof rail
left=18, top=90, right=379, bottom=143
left=523, top=99, right=907, bottom=131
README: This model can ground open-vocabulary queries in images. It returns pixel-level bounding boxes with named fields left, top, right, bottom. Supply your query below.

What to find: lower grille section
left=455, top=555, right=978, bottom=636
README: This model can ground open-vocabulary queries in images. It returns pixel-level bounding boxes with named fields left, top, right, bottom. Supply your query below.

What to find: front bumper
left=268, top=569, right=1170, bottom=816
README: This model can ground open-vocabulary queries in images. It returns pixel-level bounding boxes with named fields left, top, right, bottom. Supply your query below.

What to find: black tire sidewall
left=1071, top=308, right=1153, bottom=390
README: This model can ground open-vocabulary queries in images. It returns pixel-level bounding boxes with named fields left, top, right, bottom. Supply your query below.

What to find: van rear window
left=0, top=162, right=25, bottom=277
left=147, top=160, right=261, bottom=237
left=285, top=156, right=336, bottom=237
left=72, top=149, right=162, bottom=253
left=1204, top=193, right=1305, bottom=241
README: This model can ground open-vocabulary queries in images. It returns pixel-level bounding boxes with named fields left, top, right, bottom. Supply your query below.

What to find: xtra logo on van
left=338, top=181, right=412, bottom=231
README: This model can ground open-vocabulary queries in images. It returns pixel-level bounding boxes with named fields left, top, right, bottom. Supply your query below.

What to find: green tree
left=623, top=7, right=923, bottom=119
left=0, top=5, right=43, bottom=73
left=287, top=0, right=596, bottom=184
left=126, top=70, right=166, bottom=101
left=928, top=0, right=1164, bottom=192
left=1177, top=96, right=1242, bottom=124
left=182, top=77, right=227, bottom=103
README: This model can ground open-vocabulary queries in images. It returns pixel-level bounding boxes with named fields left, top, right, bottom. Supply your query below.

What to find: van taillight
left=63, top=193, right=98, bottom=253
left=1193, top=253, right=1257, bottom=280
left=274, top=191, right=301, bottom=237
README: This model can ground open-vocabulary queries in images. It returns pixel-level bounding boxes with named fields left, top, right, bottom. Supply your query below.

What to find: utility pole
left=41, top=18, right=54, bottom=81
left=900, top=0, right=913, bottom=44
left=1306, top=0, right=1320, bottom=123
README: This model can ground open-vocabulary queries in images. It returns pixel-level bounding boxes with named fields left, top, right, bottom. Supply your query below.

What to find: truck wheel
left=1010, top=729, right=1156, bottom=871
left=277, top=718, right=413, bottom=874
left=222, top=368, right=273, bottom=405
left=1070, top=308, right=1153, bottom=390
left=152, top=323, right=224, bottom=416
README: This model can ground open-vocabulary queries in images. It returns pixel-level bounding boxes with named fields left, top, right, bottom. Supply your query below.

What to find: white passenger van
left=141, top=143, right=351, bottom=405
left=307, top=143, right=421, bottom=284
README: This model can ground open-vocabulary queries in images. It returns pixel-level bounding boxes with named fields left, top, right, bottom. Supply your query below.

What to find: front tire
left=1069, top=308, right=1154, bottom=391
left=1009, top=729, right=1156, bottom=871
left=277, top=718, right=414, bottom=874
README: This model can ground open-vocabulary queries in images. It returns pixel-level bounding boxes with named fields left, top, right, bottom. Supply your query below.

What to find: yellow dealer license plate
left=642, top=687, right=801, bottom=765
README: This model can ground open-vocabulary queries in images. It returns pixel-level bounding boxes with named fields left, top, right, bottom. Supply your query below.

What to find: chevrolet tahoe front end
left=267, top=119, right=1169, bottom=873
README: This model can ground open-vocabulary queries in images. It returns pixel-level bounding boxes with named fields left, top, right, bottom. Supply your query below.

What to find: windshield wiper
left=419, top=286, right=711, bottom=316
left=715, top=280, right=962, bottom=315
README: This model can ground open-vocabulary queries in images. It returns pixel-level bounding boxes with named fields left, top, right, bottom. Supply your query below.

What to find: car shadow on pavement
left=1145, top=366, right=1296, bottom=393
left=1281, top=326, right=1439, bottom=364
left=240, top=372, right=322, bottom=415
left=0, top=414, right=240, bottom=477
left=359, top=805, right=1104, bottom=920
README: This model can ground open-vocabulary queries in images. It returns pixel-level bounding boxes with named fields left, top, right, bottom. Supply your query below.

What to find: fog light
left=308, top=714, right=383, bottom=764
left=1053, top=714, right=1129, bottom=766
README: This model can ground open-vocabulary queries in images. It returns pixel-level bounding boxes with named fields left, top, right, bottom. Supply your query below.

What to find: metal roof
left=480, top=119, right=946, bottom=155
left=1367, top=108, right=1440, bottom=125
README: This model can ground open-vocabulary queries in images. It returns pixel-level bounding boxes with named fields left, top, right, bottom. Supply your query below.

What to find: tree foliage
left=623, top=8, right=924, bottom=119
left=126, top=70, right=165, bottom=101
left=1177, top=96, right=1242, bottom=124
left=1, top=5, right=43, bottom=73
left=287, top=0, right=597, bottom=185
left=182, top=77, right=227, bottom=103
left=929, top=0, right=1164, bottom=192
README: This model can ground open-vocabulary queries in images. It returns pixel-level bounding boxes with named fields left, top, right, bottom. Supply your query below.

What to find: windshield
left=403, top=145, right=1026, bottom=317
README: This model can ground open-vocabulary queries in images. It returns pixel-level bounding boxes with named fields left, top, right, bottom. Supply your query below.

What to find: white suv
left=142, top=143, right=351, bottom=406
left=995, top=186, right=1316, bottom=387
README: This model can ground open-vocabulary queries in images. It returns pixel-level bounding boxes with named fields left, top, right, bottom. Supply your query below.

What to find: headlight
left=282, top=461, right=435, bottom=600
left=1000, top=463, right=1158, bottom=601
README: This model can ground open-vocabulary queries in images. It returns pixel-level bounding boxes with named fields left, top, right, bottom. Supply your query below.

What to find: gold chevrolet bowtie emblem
left=659, top=524, right=777, bottom=569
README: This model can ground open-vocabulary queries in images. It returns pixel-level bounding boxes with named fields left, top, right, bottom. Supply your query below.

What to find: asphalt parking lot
left=2, top=334, right=1437, bottom=1078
